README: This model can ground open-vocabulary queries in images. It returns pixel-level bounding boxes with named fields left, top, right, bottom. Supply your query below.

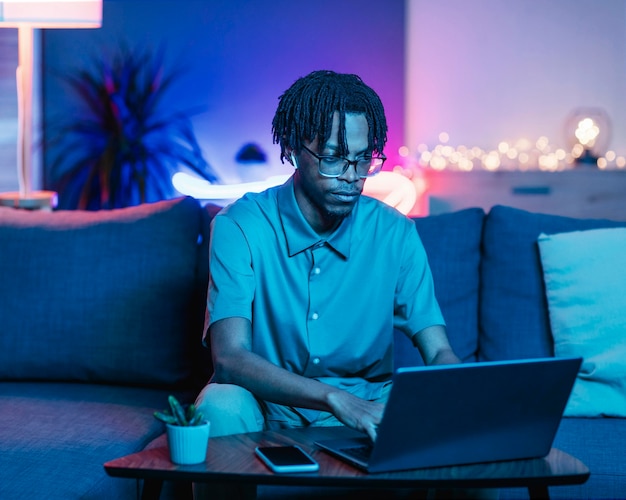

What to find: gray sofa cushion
left=0, top=197, right=208, bottom=387
left=0, top=382, right=179, bottom=499
left=395, top=208, right=484, bottom=367
left=552, top=417, right=626, bottom=500
left=480, top=205, right=626, bottom=362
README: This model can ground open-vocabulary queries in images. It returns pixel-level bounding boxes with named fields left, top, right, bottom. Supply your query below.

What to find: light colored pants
left=194, top=382, right=391, bottom=437
left=194, top=383, right=266, bottom=437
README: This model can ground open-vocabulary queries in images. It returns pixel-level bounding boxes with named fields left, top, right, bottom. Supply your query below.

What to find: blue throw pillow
left=0, top=197, right=209, bottom=387
left=394, top=208, right=484, bottom=367
left=480, top=205, right=626, bottom=362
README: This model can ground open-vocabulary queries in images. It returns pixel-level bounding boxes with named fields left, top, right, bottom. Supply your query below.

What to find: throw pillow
left=538, top=228, right=626, bottom=417
left=480, top=205, right=626, bottom=362
left=0, top=197, right=209, bottom=388
left=403, top=207, right=485, bottom=367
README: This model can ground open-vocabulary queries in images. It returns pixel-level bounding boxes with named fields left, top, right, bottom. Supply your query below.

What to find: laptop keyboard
left=341, top=444, right=373, bottom=462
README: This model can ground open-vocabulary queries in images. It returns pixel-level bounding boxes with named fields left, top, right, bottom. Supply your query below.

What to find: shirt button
left=313, top=267, right=321, bottom=275
left=312, top=357, right=321, bottom=365
left=311, top=312, right=319, bottom=320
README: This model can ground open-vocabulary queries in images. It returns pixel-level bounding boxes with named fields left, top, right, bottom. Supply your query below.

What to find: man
left=195, top=70, right=460, bottom=442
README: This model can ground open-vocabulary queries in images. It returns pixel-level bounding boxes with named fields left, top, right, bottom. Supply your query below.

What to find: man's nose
left=338, top=160, right=360, bottom=181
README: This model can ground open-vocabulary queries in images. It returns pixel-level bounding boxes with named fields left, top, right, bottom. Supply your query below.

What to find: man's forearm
left=412, top=324, right=461, bottom=365
left=212, top=347, right=383, bottom=440
left=428, top=347, right=461, bottom=365
left=212, top=348, right=338, bottom=412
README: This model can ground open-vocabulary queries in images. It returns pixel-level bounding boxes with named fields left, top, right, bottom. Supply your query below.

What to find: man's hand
left=326, top=390, right=384, bottom=441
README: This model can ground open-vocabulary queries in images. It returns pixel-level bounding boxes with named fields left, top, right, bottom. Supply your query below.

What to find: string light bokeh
left=398, top=112, right=625, bottom=173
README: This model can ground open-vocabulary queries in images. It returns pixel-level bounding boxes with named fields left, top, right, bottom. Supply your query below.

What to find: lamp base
left=0, top=190, right=58, bottom=210
left=575, top=148, right=599, bottom=168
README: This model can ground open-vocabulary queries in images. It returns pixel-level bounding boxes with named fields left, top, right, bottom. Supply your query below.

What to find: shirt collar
left=277, top=176, right=354, bottom=259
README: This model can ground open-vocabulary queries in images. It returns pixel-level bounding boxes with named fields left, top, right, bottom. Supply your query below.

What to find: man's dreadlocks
left=272, top=70, right=388, bottom=163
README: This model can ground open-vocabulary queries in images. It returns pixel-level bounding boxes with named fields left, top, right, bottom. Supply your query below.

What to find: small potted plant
left=154, top=395, right=210, bottom=465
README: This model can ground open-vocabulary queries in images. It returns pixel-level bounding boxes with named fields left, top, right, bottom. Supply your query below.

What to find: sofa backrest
left=479, top=205, right=626, bottom=361
left=0, top=196, right=212, bottom=389
left=9, top=195, right=618, bottom=387
left=394, top=207, right=485, bottom=367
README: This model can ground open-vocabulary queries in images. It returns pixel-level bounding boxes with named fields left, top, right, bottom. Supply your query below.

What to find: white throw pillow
left=538, top=227, right=626, bottom=417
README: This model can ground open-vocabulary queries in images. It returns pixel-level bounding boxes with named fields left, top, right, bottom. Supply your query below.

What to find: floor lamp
left=0, top=0, right=102, bottom=210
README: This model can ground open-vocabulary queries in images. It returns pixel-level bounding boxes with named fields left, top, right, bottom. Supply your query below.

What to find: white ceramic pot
left=166, top=422, right=210, bottom=465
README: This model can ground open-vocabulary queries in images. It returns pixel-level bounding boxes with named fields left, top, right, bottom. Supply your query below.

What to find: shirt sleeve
left=205, top=214, right=255, bottom=329
left=393, top=220, right=445, bottom=337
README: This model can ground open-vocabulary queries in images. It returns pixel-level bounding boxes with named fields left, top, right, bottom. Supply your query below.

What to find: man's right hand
left=326, top=390, right=384, bottom=441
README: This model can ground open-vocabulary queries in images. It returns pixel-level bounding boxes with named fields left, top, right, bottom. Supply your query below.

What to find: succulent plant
left=154, top=395, right=205, bottom=426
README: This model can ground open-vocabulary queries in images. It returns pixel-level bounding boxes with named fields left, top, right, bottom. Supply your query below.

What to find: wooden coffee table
left=104, top=426, right=589, bottom=500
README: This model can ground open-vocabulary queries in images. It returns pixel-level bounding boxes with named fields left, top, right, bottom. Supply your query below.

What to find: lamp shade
left=0, top=0, right=102, bottom=28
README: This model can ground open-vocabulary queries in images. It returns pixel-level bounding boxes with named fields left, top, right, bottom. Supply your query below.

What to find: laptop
left=315, top=356, right=582, bottom=473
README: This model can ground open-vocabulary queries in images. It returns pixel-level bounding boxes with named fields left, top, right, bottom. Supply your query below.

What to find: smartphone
left=254, top=445, right=320, bottom=473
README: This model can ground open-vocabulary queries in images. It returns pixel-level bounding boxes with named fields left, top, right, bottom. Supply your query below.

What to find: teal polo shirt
left=205, top=176, right=444, bottom=412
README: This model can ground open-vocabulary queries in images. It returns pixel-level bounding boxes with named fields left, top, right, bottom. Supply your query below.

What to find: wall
left=406, top=0, right=626, bottom=158
left=9, top=1, right=624, bottom=208
left=41, top=0, right=405, bottom=190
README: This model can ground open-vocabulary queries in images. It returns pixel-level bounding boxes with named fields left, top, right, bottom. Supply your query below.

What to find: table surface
left=104, top=426, right=589, bottom=491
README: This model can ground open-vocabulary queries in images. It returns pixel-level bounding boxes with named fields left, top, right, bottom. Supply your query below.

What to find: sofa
left=0, top=195, right=624, bottom=499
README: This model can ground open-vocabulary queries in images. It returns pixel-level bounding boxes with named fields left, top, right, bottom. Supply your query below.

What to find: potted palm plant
left=154, top=395, right=210, bottom=465
left=47, top=46, right=218, bottom=210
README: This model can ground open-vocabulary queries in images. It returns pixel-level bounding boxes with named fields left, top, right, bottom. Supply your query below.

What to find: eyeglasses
left=301, top=145, right=386, bottom=179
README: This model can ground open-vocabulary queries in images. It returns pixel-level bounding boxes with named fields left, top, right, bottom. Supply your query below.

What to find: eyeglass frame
left=299, top=145, right=386, bottom=179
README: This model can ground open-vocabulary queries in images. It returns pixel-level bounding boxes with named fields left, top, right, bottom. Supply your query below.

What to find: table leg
left=528, top=485, right=550, bottom=499
left=141, top=478, right=163, bottom=500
